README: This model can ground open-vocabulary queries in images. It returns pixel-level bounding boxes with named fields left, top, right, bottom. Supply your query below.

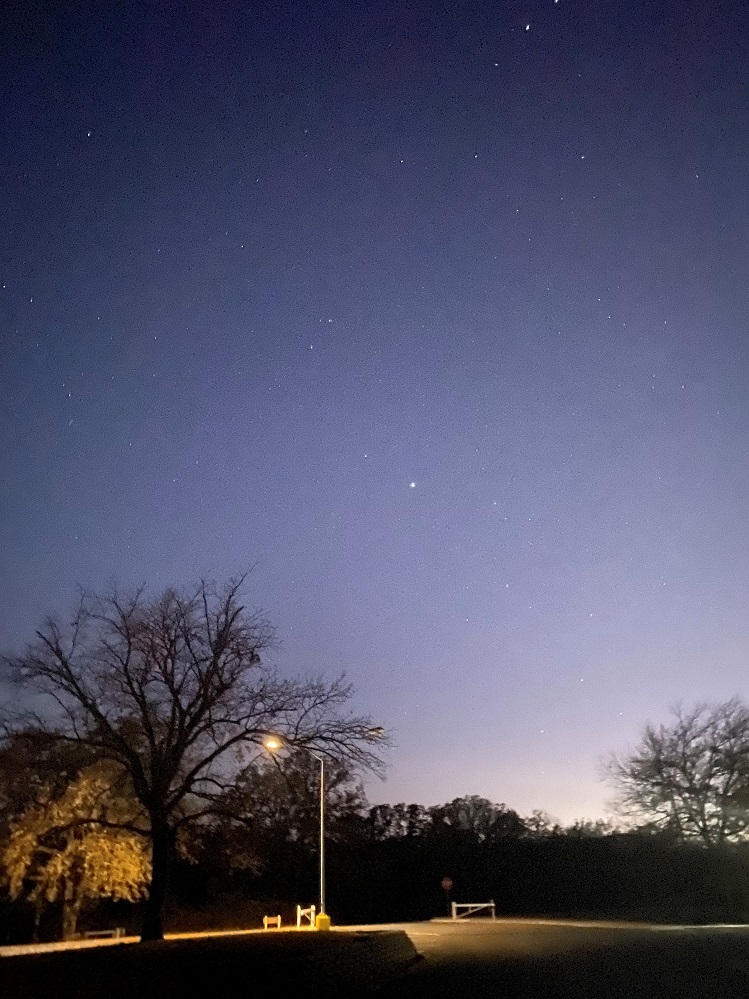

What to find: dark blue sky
left=3, top=0, right=749, bottom=820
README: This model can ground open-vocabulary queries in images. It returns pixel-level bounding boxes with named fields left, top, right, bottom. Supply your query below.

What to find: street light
left=263, top=736, right=328, bottom=927
left=263, top=727, right=384, bottom=930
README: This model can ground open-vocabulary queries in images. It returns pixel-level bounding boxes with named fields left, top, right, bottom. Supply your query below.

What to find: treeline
left=166, top=778, right=749, bottom=930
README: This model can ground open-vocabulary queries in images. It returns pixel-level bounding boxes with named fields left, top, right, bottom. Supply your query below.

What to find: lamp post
left=264, top=728, right=383, bottom=929
left=263, top=737, right=327, bottom=924
left=316, top=751, right=325, bottom=919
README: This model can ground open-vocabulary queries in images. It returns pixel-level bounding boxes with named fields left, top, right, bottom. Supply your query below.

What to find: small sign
left=441, top=877, right=453, bottom=892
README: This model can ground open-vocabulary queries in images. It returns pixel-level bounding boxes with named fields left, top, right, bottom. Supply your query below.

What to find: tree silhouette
left=429, top=796, right=527, bottom=843
left=606, top=698, right=749, bottom=846
left=368, top=802, right=431, bottom=839
left=221, top=753, right=368, bottom=850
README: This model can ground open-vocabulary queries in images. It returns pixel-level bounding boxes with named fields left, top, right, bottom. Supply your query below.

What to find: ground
left=381, top=919, right=749, bottom=998
left=5, top=919, right=749, bottom=997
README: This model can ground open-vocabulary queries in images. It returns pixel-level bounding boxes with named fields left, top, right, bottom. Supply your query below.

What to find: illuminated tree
left=606, top=698, right=749, bottom=846
left=1, top=764, right=150, bottom=939
left=2, top=575, right=386, bottom=939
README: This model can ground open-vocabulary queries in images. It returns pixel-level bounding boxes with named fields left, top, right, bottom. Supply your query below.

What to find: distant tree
left=563, top=818, right=613, bottom=838
left=368, top=803, right=431, bottom=839
left=2, top=575, right=386, bottom=939
left=219, top=752, right=369, bottom=851
left=605, top=698, right=749, bottom=846
left=429, top=796, right=527, bottom=843
left=522, top=810, right=562, bottom=838
left=1, top=763, right=150, bottom=939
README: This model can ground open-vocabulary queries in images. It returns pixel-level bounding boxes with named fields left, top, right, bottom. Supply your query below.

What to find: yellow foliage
left=0, top=764, right=151, bottom=910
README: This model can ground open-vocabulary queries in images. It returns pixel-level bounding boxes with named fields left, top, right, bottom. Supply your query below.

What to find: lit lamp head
left=264, top=736, right=283, bottom=751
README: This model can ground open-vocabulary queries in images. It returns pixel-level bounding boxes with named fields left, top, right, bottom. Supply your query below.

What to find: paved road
left=365, top=919, right=749, bottom=998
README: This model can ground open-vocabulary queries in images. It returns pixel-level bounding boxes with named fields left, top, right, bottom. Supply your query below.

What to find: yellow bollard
left=315, top=913, right=331, bottom=931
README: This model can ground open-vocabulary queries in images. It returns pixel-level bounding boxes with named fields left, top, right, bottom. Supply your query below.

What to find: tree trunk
left=62, top=877, right=82, bottom=941
left=140, top=820, right=172, bottom=941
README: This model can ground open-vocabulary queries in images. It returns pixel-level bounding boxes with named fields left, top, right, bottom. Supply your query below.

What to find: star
left=409, top=482, right=416, bottom=489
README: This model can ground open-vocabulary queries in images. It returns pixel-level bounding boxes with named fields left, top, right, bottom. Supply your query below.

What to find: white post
left=451, top=901, right=457, bottom=920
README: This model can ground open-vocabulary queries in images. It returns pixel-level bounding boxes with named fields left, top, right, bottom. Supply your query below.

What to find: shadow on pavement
left=0, top=929, right=417, bottom=999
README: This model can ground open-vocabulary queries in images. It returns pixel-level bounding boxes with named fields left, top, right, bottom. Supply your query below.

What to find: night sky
left=3, top=0, right=749, bottom=822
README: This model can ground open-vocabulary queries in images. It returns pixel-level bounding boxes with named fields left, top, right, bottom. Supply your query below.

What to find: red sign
left=441, top=877, right=453, bottom=892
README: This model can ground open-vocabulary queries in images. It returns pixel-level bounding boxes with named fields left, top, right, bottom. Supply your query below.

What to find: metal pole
left=319, top=754, right=326, bottom=915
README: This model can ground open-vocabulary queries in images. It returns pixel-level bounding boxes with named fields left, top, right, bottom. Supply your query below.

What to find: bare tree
left=2, top=575, right=386, bottom=939
left=605, top=698, right=749, bottom=846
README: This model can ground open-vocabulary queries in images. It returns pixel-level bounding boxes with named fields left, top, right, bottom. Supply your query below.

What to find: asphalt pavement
left=367, top=919, right=749, bottom=998
left=5, top=918, right=749, bottom=997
